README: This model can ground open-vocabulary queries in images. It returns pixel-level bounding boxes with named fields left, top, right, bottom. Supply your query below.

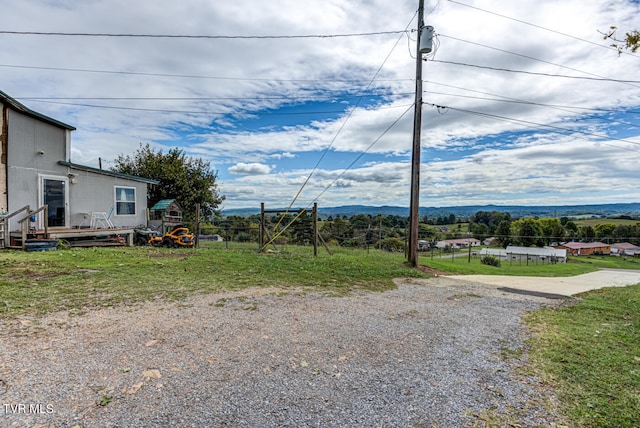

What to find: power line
left=15, top=92, right=415, bottom=102
left=446, top=0, right=640, bottom=60
left=430, top=59, right=640, bottom=84
left=25, top=98, right=413, bottom=116
left=0, top=63, right=413, bottom=84
left=281, top=10, right=419, bottom=216
left=310, top=104, right=414, bottom=206
left=423, top=89, right=640, bottom=130
left=0, top=29, right=407, bottom=39
left=425, top=101, right=640, bottom=152
left=424, top=81, right=640, bottom=115
left=435, top=34, right=640, bottom=88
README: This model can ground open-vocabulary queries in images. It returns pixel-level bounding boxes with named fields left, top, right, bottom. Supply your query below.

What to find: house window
left=115, top=187, right=136, bottom=215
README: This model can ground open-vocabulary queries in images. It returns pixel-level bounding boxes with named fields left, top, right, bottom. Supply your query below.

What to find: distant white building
left=479, top=246, right=567, bottom=263
left=436, top=238, right=481, bottom=249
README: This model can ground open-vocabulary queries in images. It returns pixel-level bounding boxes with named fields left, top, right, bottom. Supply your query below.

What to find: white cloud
left=2, top=0, right=639, bottom=209
left=228, top=162, right=273, bottom=175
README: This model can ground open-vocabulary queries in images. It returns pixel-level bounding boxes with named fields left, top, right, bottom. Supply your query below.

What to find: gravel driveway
left=1, top=277, right=570, bottom=427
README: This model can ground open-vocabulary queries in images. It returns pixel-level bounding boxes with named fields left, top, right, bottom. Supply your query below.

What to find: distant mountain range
left=222, top=202, right=640, bottom=219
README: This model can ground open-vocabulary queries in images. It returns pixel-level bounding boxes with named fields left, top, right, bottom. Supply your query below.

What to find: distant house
left=436, top=238, right=480, bottom=249
left=0, top=89, right=157, bottom=247
left=483, top=237, right=498, bottom=246
left=556, top=242, right=611, bottom=256
left=480, top=246, right=567, bottom=263
left=612, top=242, right=639, bottom=257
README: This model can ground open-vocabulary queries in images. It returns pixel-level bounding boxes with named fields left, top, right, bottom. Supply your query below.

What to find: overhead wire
left=309, top=104, right=414, bottom=206
left=0, top=62, right=413, bottom=84
left=423, top=101, right=640, bottom=152
left=423, top=89, right=640, bottom=130
left=25, top=99, right=413, bottom=116
left=435, top=35, right=640, bottom=88
left=270, top=8, right=420, bottom=232
left=0, top=29, right=407, bottom=39
left=446, top=0, right=640, bottom=60
left=431, top=58, right=640, bottom=85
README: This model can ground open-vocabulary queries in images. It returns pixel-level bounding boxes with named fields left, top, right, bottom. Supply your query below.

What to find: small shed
left=149, top=199, right=183, bottom=233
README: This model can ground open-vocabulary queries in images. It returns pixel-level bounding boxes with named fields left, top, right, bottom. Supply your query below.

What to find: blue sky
left=2, top=0, right=639, bottom=210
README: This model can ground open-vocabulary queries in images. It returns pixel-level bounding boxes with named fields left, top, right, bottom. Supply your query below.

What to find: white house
left=436, top=238, right=481, bottom=249
left=1, top=89, right=157, bottom=247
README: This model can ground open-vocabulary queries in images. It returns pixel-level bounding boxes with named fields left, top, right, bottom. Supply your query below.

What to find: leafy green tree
left=595, top=223, right=617, bottom=240
left=349, top=214, right=371, bottom=229
left=538, top=218, right=565, bottom=245
left=291, top=212, right=313, bottom=245
left=613, top=224, right=639, bottom=241
left=512, top=218, right=543, bottom=247
left=469, top=222, right=489, bottom=240
left=579, top=225, right=596, bottom=241
left=112, top=143, right=224, bottom=220
left=565, top=221, right=578, bottom=237
left=495, top=219, right=512, bottom=248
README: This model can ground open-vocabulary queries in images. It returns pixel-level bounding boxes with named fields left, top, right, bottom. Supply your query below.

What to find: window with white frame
left=115, top=187, right=136, bottom=215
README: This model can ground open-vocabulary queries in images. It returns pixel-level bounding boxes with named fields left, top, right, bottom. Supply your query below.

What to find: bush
left=378, top=237, right=406, bottom=252
left=481, top=255, right=501, bottom=267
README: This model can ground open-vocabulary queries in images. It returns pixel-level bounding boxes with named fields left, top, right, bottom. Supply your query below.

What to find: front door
left=41, top=176, right=69, bottom=228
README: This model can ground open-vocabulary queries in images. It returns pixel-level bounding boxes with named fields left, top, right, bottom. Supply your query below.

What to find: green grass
left=0, top=244, right=428, bottom=319
left=421, top=252, right=640, bottom=276
left=525, top=285, right=640, bottom=427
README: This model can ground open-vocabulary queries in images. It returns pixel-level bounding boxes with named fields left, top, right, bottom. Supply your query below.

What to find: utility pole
left=408, top=0, right=426, bottom=267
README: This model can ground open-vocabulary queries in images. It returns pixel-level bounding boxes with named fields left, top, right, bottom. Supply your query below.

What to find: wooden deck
left=7, top=227, right=136, bottom=249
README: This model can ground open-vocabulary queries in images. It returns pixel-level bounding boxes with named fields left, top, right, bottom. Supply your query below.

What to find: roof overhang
left=58, top=161, right=159, bottom=184
left=0, top=89, right=76, bottom=131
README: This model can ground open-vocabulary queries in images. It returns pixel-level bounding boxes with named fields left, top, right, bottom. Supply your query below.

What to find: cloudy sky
left=2, top=0, right=640, bottom=210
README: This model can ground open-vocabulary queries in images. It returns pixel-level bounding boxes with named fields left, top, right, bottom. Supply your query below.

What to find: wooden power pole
left=408, top=0, right=425, bottom=267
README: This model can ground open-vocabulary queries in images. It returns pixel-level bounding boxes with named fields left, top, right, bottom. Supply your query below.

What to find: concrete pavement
left=446, top=268, right=640, bottom=297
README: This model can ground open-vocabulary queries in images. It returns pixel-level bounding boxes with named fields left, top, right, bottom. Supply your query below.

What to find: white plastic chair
left=91, top=206, right=115, bottom=229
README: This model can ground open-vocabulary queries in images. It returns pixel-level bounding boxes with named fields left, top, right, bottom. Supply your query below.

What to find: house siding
left=67, top=170, right=149, bottom=228
left=2, top=95, right=153, bottom=231
left=6, top=109, right=69, bottom=229
left=0, top=105, right=7, bottom=211
left=557, top=242, right=611, bottom=256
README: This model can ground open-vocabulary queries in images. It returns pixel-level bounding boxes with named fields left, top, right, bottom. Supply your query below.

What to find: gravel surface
left=1, top=277, right=565, bottom=427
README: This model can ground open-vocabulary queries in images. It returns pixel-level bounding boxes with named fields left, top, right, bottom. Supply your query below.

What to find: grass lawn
left=0, top=244, right=429, bottom=319
left=525, top=285, right=640, bottom=427
left=3, top=242, right=640, bottom=426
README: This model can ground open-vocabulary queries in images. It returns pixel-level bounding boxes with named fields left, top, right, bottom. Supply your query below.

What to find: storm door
left=41, top=176, right=68, bottom=228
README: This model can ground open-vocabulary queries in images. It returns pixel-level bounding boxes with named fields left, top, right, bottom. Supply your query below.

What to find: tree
left=112, top=143, right=225, bottom=220
left=601, top=26, right=640, bottom=54
left=595, top=223, right=617, bottom=240
left=579, top=225, right=596, bottom=241
left=565, top=221, right=578, bottom=236
left=495, top=219, right=512, bottom=248
left=511, top=218, right=543, bottom=247
left=537, top=218, right=565, bottom=245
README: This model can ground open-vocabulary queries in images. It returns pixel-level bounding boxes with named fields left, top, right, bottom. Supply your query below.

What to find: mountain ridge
left=222, top=202, right=640, bottom=219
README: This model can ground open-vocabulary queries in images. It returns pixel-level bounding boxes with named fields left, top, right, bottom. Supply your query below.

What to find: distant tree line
left=205, top=209, right=640, bottom=249
left=469, top=211, right=640, bottom=247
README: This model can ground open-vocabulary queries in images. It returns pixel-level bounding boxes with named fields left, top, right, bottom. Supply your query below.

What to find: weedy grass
left=0, top=244, right=427, bottom=318
left=525, top=284, right=640, bottom=427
